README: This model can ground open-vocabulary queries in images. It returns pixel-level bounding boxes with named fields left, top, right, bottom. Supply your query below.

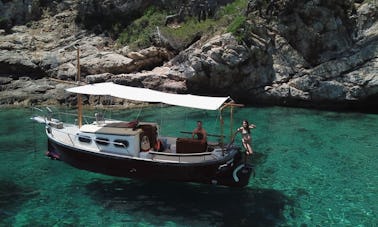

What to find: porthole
left=95, top=137, right=110, bottom=145
left=78, top=135, right=91, bottom=143
left=114, top=139, right=129, bottom=148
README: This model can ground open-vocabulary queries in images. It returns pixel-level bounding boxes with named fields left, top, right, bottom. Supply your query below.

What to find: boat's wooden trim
left=148, top=151, right=213, bottom=156
left=220, top=101, right=244, bottom=111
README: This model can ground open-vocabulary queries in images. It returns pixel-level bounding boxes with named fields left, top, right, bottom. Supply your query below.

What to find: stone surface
left=0, top=0, right=377, bottom=111
left=171, top=33, right=274, bottom=100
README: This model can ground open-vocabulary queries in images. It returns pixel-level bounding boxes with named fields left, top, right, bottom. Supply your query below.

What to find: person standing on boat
left=233, top=120, right=256, bottom=155
left=192, top=120, right=207, bottom=143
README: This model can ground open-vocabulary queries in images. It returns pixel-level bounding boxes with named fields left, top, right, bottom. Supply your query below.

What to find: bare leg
left=240, top=142, right=247, bottom=163
left=242, top=137, right=253, bottom=155
left=243, top=142, right=251, bottom=155
left=246, top=143, right=253, bottom=155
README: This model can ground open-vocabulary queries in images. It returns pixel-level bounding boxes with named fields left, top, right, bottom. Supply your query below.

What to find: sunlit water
left=0, top=106, right=376, bottom=226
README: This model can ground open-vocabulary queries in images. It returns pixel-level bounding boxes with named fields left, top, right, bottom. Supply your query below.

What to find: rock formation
left=0, top=0, right=377, bottom=111
left=173, top=0, right=378, bottom=110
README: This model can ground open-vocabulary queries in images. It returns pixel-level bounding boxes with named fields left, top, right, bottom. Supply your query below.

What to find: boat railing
left=32, top=107, right=121, bottom=126
left=55, top=111, right=97, bottom=125
left=49, top=127, right=76, bottom=147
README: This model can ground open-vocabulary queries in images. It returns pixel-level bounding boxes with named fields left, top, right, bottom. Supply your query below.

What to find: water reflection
left=85, top=179, right=291, bottom=226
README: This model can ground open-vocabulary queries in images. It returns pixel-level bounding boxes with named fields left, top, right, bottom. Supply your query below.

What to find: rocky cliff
left=0, top=0, right=377, bottom=111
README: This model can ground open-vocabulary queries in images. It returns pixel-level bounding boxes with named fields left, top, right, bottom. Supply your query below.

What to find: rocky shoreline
left=0, top=0, right=377, bottom=112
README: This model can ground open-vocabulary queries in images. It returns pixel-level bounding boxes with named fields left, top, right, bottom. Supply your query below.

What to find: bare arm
left=192, top=129, right=196, bottom=139
left=230, top=130, right=240, bottom=142
left=202, top=129, right=207, bottom=143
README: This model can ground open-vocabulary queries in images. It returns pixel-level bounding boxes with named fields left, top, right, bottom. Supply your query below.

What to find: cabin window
left=114, top=139, right=129, bottom=148
left=78, top=135, right=91, bottom=143
left=95, top=137, right=110, bottom=146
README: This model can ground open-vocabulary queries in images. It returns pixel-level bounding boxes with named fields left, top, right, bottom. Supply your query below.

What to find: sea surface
left=0, top=106, right=377, bottom=226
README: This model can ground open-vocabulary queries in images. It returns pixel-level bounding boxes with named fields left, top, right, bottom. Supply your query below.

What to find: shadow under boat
left=85, top=179, right=292, bottom=226
left=0, top=180, right=39, bottom=221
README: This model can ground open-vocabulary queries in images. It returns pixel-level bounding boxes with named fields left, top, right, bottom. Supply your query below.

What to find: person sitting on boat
left=232, top=120, right=256, bottom=155
left=192, top=120, right=207, bottom=143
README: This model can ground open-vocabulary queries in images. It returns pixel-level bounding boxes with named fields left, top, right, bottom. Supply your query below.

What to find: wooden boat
left=32, top=82, right=253, bottom=187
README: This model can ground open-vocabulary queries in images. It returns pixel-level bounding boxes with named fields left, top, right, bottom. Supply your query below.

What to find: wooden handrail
left=149, top=151, right=213, bottom=156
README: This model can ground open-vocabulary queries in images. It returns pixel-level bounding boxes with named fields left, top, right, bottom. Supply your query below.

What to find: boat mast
left=74, top=44, right=82, bottom=128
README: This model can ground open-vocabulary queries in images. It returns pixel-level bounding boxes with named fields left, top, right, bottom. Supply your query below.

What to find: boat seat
left=176, top=138, right=207, bottom=153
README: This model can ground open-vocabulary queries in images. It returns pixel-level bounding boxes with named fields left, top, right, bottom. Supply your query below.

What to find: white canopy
left=66, top=82, right=230, bottom=110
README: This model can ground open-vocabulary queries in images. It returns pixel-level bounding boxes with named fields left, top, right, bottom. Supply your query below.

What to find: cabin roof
left=80, top=124, right=142, bottom=136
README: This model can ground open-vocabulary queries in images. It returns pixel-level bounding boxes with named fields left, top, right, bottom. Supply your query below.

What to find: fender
left=232, top=164, right=245, bottom=182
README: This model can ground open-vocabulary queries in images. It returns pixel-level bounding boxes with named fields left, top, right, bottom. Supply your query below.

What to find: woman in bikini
left=233, top=120, right=256, bottom=155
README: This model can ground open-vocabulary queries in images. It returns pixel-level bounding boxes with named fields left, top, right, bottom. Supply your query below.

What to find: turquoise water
left=0, top=106, right=377, bottom=226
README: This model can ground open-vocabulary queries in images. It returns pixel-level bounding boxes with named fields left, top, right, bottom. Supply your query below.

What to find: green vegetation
left=117, top=7, right=167, bottom=49
left=219, top=0, right=251, bottom=43
left=218, top=0, right=248, bottom=17
left=116, top=0, right=250, bottom=49
left=220, top=0, right=257, bottom=43
left=226, top=15, right=246, bottom=35
left=159, top=18, right=218, bottom=50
